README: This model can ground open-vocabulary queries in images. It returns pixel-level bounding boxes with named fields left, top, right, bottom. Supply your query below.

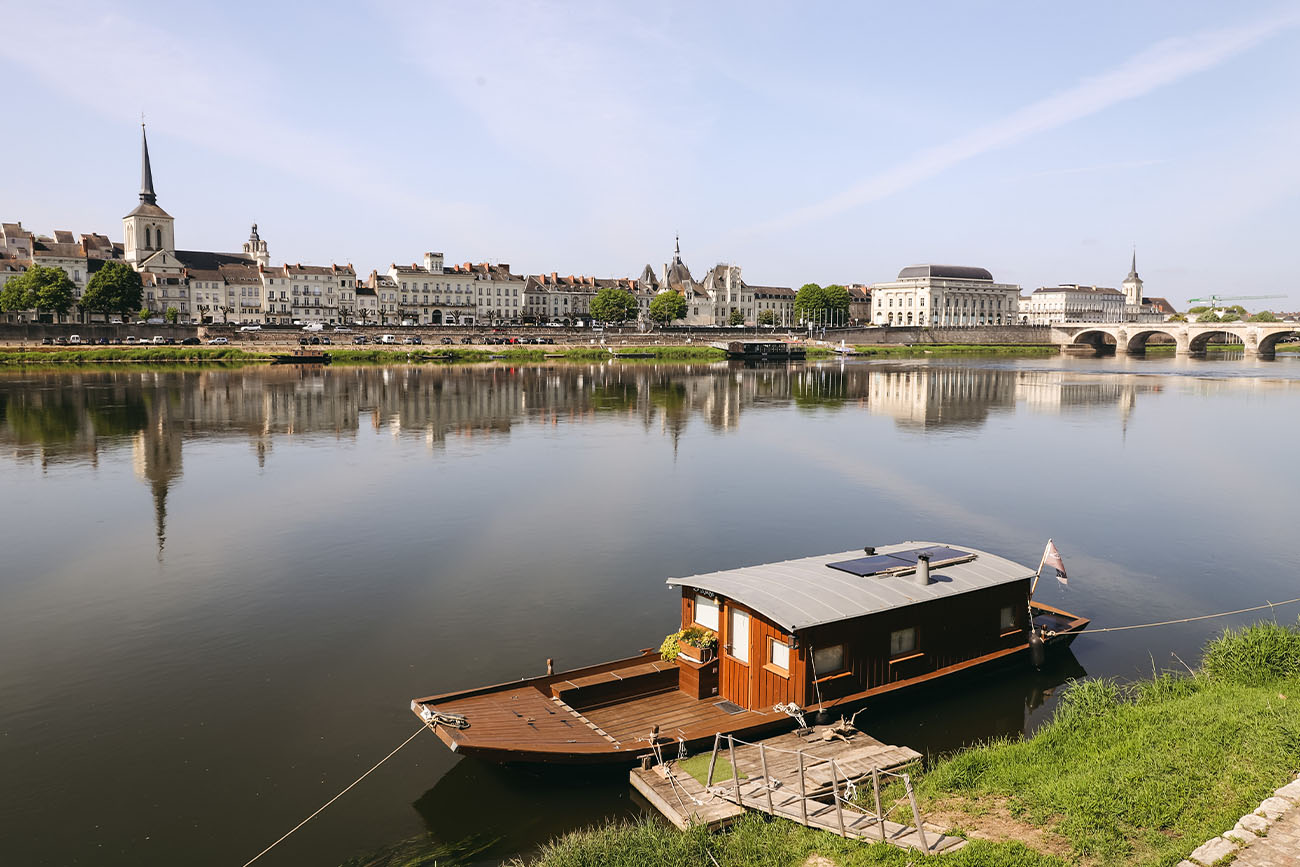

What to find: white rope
left=1083, top=596, right=1300, bottom=634
left=239, top=725, right=428, bottom=867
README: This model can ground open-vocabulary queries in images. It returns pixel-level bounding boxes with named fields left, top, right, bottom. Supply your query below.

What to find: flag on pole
left=1043, top=539, right=1068, bottom=586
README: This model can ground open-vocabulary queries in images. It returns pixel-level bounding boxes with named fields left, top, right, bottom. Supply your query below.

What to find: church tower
left=123, top=124, right=175, bottom=266
left=243, top=223, right=269, bottom=266
left=1122, top=249, right=1143, bottom=308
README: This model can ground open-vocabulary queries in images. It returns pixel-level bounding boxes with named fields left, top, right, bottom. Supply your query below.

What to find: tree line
left=0, top=261, right=147, bottom=322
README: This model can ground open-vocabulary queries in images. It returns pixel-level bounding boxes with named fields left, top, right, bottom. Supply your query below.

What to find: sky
left=2, top=0, right=1298, bottom=307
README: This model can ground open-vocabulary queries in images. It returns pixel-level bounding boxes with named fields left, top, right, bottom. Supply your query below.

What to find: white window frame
left=728, top=607, right=750, bottom=664
left=769, top=637, right=790, bottom=671
left=693, top=593, right=719, bottom=631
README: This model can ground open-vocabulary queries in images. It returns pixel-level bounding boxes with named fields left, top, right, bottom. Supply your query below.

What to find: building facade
left=870, top=265, right=1019, bottom=327
left=1021, top=284, right=1125, bottom=324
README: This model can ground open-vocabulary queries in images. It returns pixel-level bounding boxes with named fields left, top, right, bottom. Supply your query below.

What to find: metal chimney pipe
left=916, top=552, right=931, bottom=586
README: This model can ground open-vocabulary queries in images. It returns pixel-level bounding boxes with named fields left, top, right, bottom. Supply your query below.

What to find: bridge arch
left=1257, top=329, right=1300, bottom=359
left=1124, top=329, right=1180, bottom=355
left=1188, top=329, right=1246, bottom=355
left=1071, top=329, right=1117, bottom=354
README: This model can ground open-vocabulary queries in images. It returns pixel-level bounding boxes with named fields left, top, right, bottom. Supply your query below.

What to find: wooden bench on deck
left=550, top=660, right=678, bottom=711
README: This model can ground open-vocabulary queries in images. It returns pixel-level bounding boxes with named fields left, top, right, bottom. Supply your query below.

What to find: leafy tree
left=138, top=306, right=151, bottom=321
left=6, top=265, right=75, bottom=318
left=589, top=287, right=637, bottom=324
left=164, top=306, right=180, bottom=324
left=81, top=261, right=144, bottom=318
left=794, top=282, right=850, bottom=324
left=1188, top=306, right=1211, bottom=314
left=1250, top=310, right=1278, bottom=322
left=0, top=273, right=34, bottom=312
left=648, top=291, right=687, bottom=324
left=729, top=309, right=745, bottom=326
left=1197, top=311, right=1220, bottom=323
left=758, top=309, right=776, bottom=326
left=1219, top=311, right=1241, bottom=322
left=1167, top=313, right=1187, bottom=322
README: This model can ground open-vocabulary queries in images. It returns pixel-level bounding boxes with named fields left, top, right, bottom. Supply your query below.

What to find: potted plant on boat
left=660, top=626, right=718, bottom=663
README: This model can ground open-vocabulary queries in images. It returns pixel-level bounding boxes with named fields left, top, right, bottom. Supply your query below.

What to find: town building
left=846, top=285, right=872, bottom=324
left=1021, top=284, right=1125, bottom=324
left=639, top=238, right=793, bottom=326
left=870, top=265, right=1020, bottom=327
left=1120, top=252, right=1175, bottom=322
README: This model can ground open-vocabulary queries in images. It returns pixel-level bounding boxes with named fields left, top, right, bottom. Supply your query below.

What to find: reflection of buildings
left=132, top=415, right=182, bottom=560
left=1, top=364, right=1174, bottom=544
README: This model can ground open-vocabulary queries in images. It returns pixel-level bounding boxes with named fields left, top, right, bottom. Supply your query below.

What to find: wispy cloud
left=752, top=10, right=1300, bottom=233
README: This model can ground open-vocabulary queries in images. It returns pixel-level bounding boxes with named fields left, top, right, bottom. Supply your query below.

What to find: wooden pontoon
left=411, top=541, right=1087, bottom=764
left=270, top=348, right=331, bottom=365
left=712, top=340, right=806, bottom=360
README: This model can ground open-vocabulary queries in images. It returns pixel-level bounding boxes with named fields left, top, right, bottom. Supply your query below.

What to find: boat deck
left=583, top=688, right=775, bottom=747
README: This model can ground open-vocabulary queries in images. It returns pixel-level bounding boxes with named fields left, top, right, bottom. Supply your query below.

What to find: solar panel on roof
left=827, top=546, right=975, bottom=577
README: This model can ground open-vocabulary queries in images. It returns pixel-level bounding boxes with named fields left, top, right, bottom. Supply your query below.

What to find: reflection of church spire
left=152, top=477, right=168, bottom=560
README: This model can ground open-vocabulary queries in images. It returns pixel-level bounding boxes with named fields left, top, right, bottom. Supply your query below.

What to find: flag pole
left=1030, top=539, right=1049, bottom=598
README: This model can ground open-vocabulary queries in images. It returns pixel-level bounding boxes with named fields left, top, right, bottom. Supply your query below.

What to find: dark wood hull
left=270, top=353, right=332, bottom=365
left=411, top=601, right=1087, bottom=765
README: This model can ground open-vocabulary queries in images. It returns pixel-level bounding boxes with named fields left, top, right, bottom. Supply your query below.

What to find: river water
left=1, top=355, right=1297, bottom=866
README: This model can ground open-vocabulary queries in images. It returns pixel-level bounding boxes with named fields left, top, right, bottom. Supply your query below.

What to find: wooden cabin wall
left=717, top=599, right=795, bottom=710
left=800, top=579, right=1031, bottom=703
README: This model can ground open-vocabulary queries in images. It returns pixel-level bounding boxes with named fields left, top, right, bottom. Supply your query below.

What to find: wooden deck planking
left=632, top=724, right=962, bottom=855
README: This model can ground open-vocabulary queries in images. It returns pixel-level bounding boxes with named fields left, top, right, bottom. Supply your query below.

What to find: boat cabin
left=667, top=542, right=1034, bottom=711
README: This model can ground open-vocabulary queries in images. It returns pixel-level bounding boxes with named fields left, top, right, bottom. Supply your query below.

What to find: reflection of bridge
left=1053, top=322, right=1299, bottom=358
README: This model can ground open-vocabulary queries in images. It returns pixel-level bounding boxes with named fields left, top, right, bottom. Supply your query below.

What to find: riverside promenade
left=1179, top=774, right=1300, bottom=866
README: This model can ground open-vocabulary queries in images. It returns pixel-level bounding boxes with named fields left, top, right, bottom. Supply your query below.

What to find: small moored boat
left=270, top=348, right=332, bottom=365
left=411, top=541, right=1087, bottom=764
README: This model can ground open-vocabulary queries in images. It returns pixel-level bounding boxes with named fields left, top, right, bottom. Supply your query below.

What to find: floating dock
left=630, top=723, right=964, bottom=855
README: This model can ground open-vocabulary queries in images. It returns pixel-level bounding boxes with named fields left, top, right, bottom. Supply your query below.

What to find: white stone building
left=1021, top=284, right=1125, bottom=324
left=870, top=265, right=1019, bottom=327
left=638, top=238, right=791, bottom=326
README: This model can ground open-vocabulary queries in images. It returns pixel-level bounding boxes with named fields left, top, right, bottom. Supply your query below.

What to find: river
left=1, top=354, right=1297, bottom=866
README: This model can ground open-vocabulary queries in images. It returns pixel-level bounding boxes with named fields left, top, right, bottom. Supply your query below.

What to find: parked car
left=402, top=336, right=423, bottom=345
left=179, top=337, right=199, bottom=345
left=440, top=337, right=454, bottom=345
left=377, top=334, right=397, bottom=344
left=68, top=334, right=82, bottom=344
left=319, top=336, right=331, bottom=345
left=54, top=337, right=68, bottom=345
left=353, top=336, right=369, bottom=344
left=460, top=336, right=475, bottom=344
left=123, top=335, right=138, bottom=344
left=209, top=337, right=229, bottom=345
left=333, top=327, right=353, bottom=333
left=109, top=337, right=123, bottom=345
left=302, top=323, right=324, bottom=332
left=299, top=337, right=310, bottom=345
left=40, top=337, right=53, bottom=345
left=152, top=336, right=167, bottom=344
left=400, top=319, right=415, bottom=327
left=239, top=325, right=262, bottom=332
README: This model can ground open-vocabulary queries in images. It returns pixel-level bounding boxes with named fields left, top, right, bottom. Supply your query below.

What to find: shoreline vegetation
left=0, top=342, right=1292, bottom=367
left=0, top=343, right=1072, bottom=366
left=348, top=620, right=1300, bottom=867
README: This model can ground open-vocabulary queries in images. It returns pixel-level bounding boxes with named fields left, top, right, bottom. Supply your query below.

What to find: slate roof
left=666, top=541, right=1034, bottom=632
left=1032, top=284, right=1123, bottom=296
left=897, top=265, right=994, bottom=281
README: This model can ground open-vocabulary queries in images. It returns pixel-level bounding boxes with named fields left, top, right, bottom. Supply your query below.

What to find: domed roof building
left=870, top=263, right=1020, bottom=327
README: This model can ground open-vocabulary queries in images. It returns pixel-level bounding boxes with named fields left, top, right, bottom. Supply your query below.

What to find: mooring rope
left=239, top=725, right=429, bottom=867
left=1082, top=595, right=1300, bottom=634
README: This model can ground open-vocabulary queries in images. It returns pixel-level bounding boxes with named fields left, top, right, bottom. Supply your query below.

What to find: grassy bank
left=0, top=345, right=735, bottom=365
left=478, top=620, right=1300, bottom=867
left=0, top=346, right=259, bottom=364
left=850, top=344, right=1058, bottom=357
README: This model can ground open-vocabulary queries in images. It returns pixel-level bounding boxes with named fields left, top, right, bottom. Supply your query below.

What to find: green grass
left=0, top=347, right=257, bottom=364
left=849, top=344, right=1058, bottom=357
left=676, top=751, right=747, bottom=786
left=507, top=621, right=1300, bottom=867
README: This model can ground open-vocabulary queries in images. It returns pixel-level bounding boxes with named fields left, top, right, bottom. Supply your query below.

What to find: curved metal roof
left=897, top=265, right=994, bottom=281
left=666, top=541, right=1034, bottom=632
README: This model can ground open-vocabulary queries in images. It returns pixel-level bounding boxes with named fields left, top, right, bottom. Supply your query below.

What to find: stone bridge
left=1052, top=322, right=1300, bottom=359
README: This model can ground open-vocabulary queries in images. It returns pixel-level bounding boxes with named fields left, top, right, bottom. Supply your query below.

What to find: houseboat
left=712, top=340, right=806, bottom=360
left=270, top=348, right=332, bottom=365
left=411, top=541, right=1087, bottom=764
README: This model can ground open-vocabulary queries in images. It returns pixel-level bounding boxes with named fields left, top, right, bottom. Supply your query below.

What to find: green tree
left=729, top=309, right=745, bottom=326
left=164, top=306, right=180, bottom=324
left=1250, top=310, right=1278, bottom=322
left=794, top=282, right=850, bottom=325
left=1197, top=311, right=1220, bottom=323
left=1219, top=311, right=1241, bottom=322
left=1167, top=313, right=1188, bottom=322
left=6, top=265, right=75, bottom=318
left=0, top=273, right=35, bottom=312
left=758, top=309, right=776, bottom=326
left=648, top=291, right=687, bottom=324
left=138, top=306, right=151, bottom=321
left=589, top=287, right=638, bottom=324
left=1188, top=305, right=1210, bottom=314
left=81, top=261, right=144, bottom=319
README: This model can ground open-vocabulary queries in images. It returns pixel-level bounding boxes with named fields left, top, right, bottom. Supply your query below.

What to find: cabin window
left=813, top=644, right=845, bottom=674
left=728, top=608, right=750, bottom=663
left=1000, top=606, right=1016, bottom=630
left=890, top=627, right=917, bottom=657
left=693, top=594, right=719, bottom=631
left=769, top=638, right=790, bottom=671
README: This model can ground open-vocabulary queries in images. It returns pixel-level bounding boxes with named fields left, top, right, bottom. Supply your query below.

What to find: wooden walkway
left=631, top=725, right=966, bottom=855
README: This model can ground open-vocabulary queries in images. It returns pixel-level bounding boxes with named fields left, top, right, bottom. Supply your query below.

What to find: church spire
left=1127, top=247, right=1139, bottom=281
left=673, top=234, right=681, bottom=264
left=140, top=123, right=157, bottom=205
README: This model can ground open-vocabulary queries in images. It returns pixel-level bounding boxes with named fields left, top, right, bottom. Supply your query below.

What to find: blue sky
left=3, top=1, right=1298, bottom=306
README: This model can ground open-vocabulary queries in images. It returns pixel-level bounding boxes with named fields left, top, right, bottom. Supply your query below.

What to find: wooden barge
left=270, top=348, right=332, bottom=365
left=712, top=340, right=806, bottom=360
left=411, top=541, right=1088, bottom=764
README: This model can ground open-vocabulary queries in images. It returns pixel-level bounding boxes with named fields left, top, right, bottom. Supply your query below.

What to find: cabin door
left=720, top=606, right=751, bottom=708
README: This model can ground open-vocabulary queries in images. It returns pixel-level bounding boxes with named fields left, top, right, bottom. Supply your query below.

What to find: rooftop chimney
left=915, top=551, right=932, bottom=586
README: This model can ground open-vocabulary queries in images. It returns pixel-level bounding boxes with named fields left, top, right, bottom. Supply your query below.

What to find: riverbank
left=0, top=343, right=1067, bottom=366
left=366, top=620, right=1300, bottom=867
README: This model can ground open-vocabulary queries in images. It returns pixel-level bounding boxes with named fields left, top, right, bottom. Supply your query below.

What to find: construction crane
left=1186, top=294, right=1285, bottom=314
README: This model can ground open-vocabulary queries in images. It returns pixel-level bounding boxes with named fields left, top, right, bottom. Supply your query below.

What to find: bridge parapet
left=1053, top=322, right=1298, bottom=358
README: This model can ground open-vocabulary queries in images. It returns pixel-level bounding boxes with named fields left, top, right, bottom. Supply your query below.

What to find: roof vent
left=916, top=551, right=932, bottom=586
left=863, top=546, right=876, bottom=556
